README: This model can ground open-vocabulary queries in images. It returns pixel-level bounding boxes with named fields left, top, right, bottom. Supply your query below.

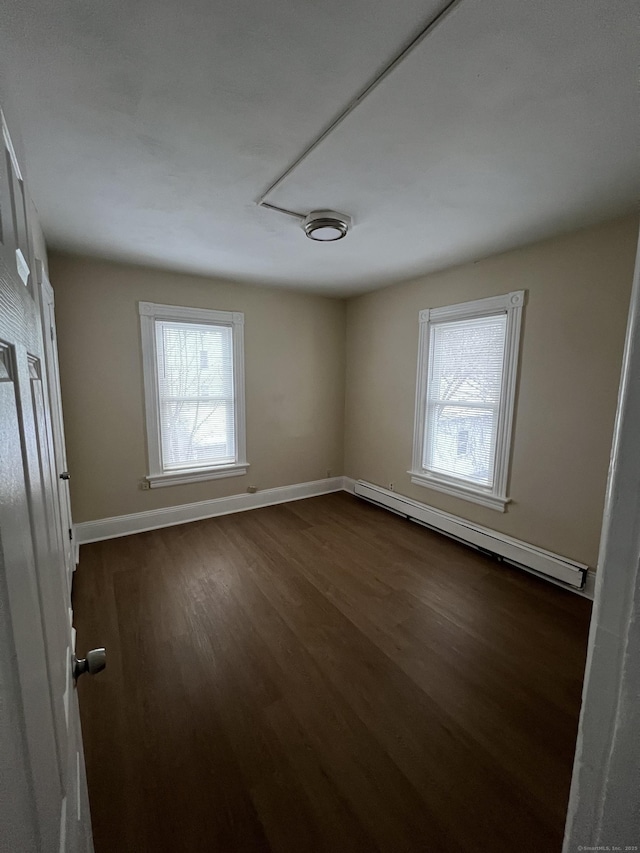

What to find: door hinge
left=68, top=528, right=73, bottom=541
left=50, top=325, right=55, bottom=342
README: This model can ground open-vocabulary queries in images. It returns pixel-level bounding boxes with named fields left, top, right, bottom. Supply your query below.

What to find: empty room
left=1, top=1, right=639, bottom=852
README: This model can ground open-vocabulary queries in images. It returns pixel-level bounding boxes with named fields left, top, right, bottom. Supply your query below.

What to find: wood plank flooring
left=73, top=492, right=591, bottom=853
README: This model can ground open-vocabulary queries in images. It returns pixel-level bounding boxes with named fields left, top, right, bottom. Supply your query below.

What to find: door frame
left=563, top=225, right=640, bottom=848
left=37, top=260, right=75, bottom=577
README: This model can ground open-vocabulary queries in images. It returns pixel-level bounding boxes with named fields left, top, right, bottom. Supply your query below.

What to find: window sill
left=147, top=463, right=248, bottom=489
left=408, top=471, right=510, bottom=512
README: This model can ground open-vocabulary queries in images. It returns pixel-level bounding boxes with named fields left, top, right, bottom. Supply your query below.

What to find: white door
left=38, top=261, right=75, bottom=586
left=0, top=111, right=94, bottom=852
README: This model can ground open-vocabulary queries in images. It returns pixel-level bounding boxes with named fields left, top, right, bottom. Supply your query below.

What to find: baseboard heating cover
left=353, top=480, right=588, bottom=590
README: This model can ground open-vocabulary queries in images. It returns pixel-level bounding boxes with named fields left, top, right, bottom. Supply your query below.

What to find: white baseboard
left=353, top=480, right=590, bottom=593
left=75, top=477, right=346, bottom=545
left=74, top=474, right=597, bottom=600
left=582, top=569, right=596, bottom=601
left=342, top=477, right=356, bottom=494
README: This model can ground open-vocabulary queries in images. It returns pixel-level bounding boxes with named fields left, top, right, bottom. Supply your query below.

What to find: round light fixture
left=303, top=210, right=351, bottom=242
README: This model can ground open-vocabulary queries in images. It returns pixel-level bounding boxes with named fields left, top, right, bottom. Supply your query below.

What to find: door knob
left=60, top=471, right=70, bottom=480
left=73, top=648, right=106, bottom=680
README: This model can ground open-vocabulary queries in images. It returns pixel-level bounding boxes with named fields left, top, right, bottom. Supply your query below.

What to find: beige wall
left=49, top=253, right=346, bottom=522
left=51, top=215, right=638, bottom=562
left=344, top=215, right=639, bottom=568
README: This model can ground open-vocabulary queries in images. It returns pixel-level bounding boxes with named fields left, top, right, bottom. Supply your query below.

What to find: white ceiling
left=1, top=0, right=638, bottom=295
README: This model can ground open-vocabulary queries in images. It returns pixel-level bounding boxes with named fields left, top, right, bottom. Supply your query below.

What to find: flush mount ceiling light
left=303, top=210, right=352, bottom=242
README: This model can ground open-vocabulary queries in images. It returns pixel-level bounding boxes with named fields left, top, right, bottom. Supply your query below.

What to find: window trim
left=139, top=301, right=247, bottom=488
left=409, top=291, right=525, bottom=512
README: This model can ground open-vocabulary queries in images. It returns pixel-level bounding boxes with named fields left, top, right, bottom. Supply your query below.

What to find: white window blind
left=424, top=314, right=507, bottom=487
left=156, top=320, right=235, bottom=471
left=411, top=292, right=524, bottom=511
left=139, top=302, right=247, bottom=488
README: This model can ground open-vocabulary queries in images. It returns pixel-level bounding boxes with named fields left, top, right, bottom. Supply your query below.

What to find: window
left=410, top=291, right=524, bottom=511
left=139, top=302, right=247, bottom=488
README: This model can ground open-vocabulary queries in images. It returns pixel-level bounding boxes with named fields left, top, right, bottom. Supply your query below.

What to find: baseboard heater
left=353, top=480, right=587, bottom=590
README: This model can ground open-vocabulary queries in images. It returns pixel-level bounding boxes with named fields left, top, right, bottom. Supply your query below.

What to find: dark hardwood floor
left=74, top=492, right=591, bottom=853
